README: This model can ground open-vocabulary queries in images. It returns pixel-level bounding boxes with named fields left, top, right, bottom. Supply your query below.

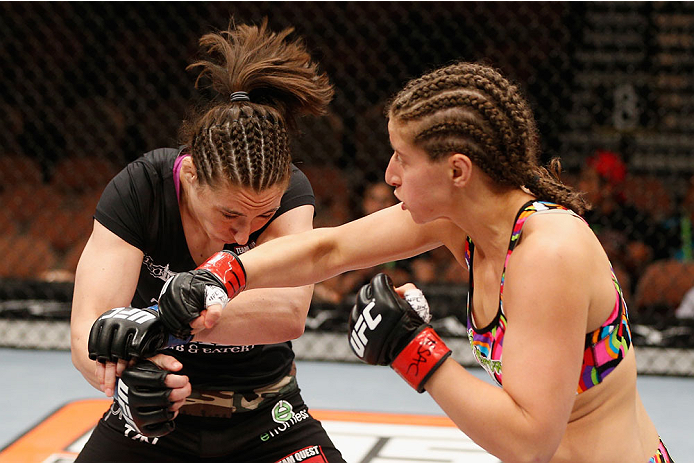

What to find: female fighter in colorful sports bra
left=465, top=200, right=632, bottom=394
left=156, top=62, right=673, bottom=462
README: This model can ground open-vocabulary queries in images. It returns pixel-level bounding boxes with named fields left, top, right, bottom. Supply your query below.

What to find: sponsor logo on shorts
left=259, top=400, right=310, bottom=442
left=273, top=400, right=294, bottom=423
left=275, top=445, right=327, bottom=463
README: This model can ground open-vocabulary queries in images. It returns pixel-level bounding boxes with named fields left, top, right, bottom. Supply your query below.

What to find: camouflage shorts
left=179, top=372, right=299, bottom=418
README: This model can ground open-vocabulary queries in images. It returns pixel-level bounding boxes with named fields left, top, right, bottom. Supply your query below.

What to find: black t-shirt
left=94, top=147, right=315, bottom=390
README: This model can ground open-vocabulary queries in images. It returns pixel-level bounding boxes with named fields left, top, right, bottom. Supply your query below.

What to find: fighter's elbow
left=287, top=321, right=306, bottom=340
left=497, top=430, right=561, bottom=463
left=70, top=348, right=81, bottom=370
left=286, top=304, right=308, bottom=340
left=69, top=331, right=85, bottom=369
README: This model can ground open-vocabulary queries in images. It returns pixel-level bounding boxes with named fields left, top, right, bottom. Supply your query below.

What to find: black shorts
left=75, top=390, right=345, bottom=463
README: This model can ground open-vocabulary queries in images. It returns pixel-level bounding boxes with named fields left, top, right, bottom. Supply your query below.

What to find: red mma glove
left=348, top=273, right=451, bottom=393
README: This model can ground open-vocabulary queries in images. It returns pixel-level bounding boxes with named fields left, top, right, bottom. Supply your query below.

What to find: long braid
left=206, top=126, right=224, bottom=183
left=221, top=121, right=242, bottom=187
left=388, top=62, right=587, bottom=214
left=263, top=116, right=277, bottom=189
left=247, top=117, right=264, bottom=191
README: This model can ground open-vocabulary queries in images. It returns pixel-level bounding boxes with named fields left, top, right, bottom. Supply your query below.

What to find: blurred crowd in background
left=3, top=140, right=694, bottom=328
left=1, top=2, right=693, bottom=345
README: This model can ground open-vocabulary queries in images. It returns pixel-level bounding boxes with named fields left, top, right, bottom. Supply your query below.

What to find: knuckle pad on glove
left=122, top=360, right=169, bottom=388
left=93, top=325, right=114, bottom=361
left=119, top=360, right=175, bottom=437
left=88, top=308, right=165, bottom=362
left=158, top=272, right=209, bottom=338
left=348, top=273, right=449, bottom=393
left=349, top=273, right=429, bottom=367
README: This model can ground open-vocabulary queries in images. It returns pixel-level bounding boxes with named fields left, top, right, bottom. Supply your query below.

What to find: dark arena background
left=1, top=2, right=693, bottom=377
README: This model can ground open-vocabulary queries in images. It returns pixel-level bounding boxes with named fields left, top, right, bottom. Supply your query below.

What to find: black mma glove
left=157, top=250, right=246, bottom=339
left=349, top=273, right=452, bottom=393
left=115, top=360, right=175, bottom=437
left=88, top=306, right=167, bottom=363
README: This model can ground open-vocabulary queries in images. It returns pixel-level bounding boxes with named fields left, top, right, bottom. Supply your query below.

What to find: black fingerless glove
left=349, top=273, right=451, bottom=393
left=116, top=360, right=175, bottom=437
left=158, top=250, right=246, bottom=339
left=88, top=307, right=167, bottom=363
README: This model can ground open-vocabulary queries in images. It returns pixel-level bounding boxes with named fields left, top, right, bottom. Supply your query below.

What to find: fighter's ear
left=180, top=156, right=198, bottom=184
left=448, top=153, right=472, bottom=187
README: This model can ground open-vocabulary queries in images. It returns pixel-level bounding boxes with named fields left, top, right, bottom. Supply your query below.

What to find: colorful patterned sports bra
left=465, top=200, right=632, bottom=394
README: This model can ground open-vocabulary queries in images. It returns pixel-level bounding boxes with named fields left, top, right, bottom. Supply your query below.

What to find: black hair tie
left=230, top=91, right=250, bottom=102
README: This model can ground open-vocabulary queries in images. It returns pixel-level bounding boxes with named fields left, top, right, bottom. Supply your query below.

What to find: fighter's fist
left=349, top=274, right=451, bottom=392
left=157, top=250, right=246, bottom=338
left=88, top=306, right=166, bottom=363
left=116, top=360, right=175, bottom=437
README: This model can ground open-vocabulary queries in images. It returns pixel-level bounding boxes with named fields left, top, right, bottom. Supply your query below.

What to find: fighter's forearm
left=244, top=227, right=342, bottom=290
left=194, top=285, right=314, bottom=344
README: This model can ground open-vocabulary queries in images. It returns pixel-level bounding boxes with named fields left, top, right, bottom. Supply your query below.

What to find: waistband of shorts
left=178, top=371, right=298, bottom=418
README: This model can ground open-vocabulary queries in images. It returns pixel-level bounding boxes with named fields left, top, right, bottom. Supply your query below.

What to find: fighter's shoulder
left=514, top=210, right=594, bottom=273
left=522, top=209, right=588, bottom=245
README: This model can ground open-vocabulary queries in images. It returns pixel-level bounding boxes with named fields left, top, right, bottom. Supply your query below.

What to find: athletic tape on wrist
left=204, top=285, right=230, bottom=309
left=404, top=288, right=432, bottom=323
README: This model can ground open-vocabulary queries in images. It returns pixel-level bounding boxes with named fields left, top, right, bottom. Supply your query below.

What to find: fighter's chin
left=216, top=235, right=240, bottom=246
left=403, top=208, right=425, bottom=224
left=402, top=205, right=435, bottom=225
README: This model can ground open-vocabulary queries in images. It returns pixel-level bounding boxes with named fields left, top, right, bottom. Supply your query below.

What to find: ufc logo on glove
left=349, top=300, right=382, bottom=358
left=348, top=274, right=451, bottom=393
left=115, top=380, right=139, bottom=432
left=99, top=307, right=158, bottom=324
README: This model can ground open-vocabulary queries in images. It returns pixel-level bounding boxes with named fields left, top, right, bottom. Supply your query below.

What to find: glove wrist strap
left=391, top=327, right=452, bottom=393
left=198, top=250, right=247, bottom=296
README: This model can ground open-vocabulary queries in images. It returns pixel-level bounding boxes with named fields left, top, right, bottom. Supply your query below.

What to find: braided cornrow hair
left=387, top=62, right=588, bottom=214
left=179, top=19, right=334, bottom=192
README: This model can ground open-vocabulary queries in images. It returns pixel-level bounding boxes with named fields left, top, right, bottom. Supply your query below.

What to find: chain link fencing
left=1, top=2, right=693, bottom=375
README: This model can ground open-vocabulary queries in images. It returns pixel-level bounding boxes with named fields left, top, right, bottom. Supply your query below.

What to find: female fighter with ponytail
left=72, top=20, right=345, bottom=463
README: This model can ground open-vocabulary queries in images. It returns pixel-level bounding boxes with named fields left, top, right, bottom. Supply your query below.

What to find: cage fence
left=1, top=1, right=693, bottom=375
